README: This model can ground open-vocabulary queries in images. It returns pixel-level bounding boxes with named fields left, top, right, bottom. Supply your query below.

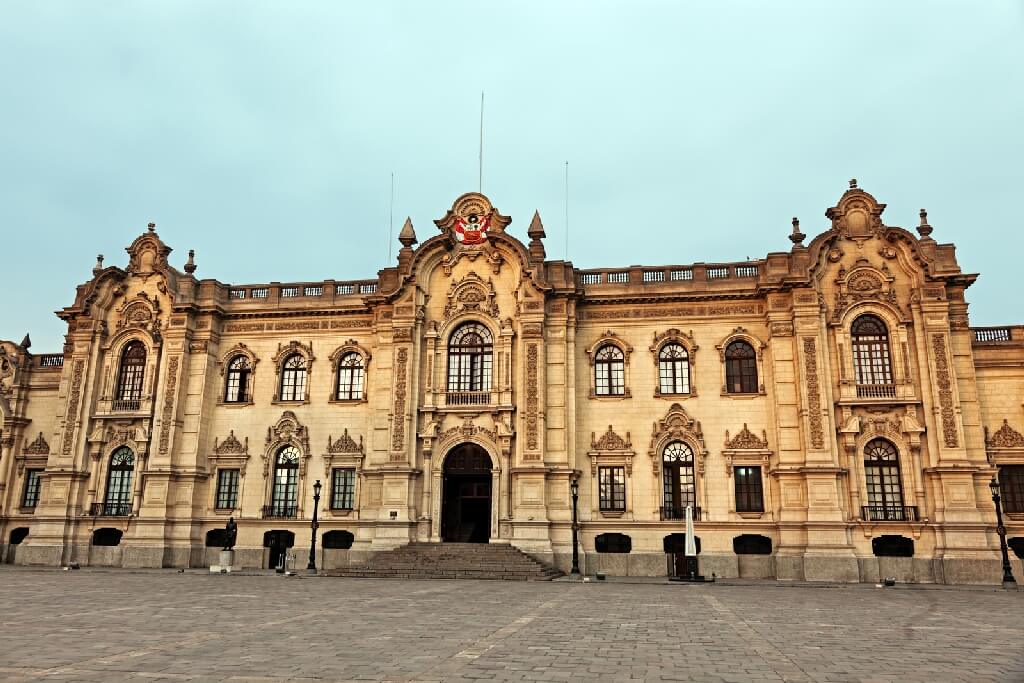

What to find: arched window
left=447, top=322, right=492, bottom=392
left=658, top=343, right=690, bottom=395
left=269, top=445, right=300, bottom=517
left=725, top=340, right=757, bottom=394
left=115, top=341, right=146, bottom=406
left=863, top=439, right=908, bottom=521
left=279, top=354, right=307, bottom=402
left=852, top=314, right=893, bottom=386
left=335, top=352, right=365, bottom=400
left=594, top=344, right=625, bottom=396
left=661, top=441, right=696, bottom=520
left=224, top=355, right=252, bottom=403
left=103, top=447, right=135, bottom=515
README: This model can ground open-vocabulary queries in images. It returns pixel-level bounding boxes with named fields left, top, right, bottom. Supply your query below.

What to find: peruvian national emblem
left=453, top=212, right=490, bottom=245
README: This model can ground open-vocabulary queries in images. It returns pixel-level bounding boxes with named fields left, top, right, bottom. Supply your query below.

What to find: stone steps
left=325, top=542, right=563, bottom=581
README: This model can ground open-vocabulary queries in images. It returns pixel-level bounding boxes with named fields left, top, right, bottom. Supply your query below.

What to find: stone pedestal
left=210, top=549, right=240, bottom=573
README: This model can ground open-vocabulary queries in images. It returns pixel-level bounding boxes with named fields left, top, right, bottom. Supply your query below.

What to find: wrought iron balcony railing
left=261, top=504, right=298, bottom=519
left=444, top=391, right=493, bottom=406
left=111, top=399, right=142, bottom=412
left=660, top=506, right=702, bottom=521
left=856, top=383, right=897, bottom=399
left=862, top=505, right=918, bottom=522
left=91, top=502, right=133, bottom=516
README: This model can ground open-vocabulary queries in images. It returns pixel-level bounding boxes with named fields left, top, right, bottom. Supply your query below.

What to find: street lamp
left=989, top=476, right=1017, bottom=589
left=569, top=476, right=580, bottom=576
left=307, top=479, right=322, bottom=574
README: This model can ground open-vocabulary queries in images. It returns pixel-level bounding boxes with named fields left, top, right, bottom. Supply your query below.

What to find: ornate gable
left=114, top=291, right=163, bottom=333
left=588, top=425, right=635, bottom=478
left=327, top=428, right=364, bottom=454
left=649, top=403, right=705, bottom=452
left=23, top=432, right=50, bottom=455
left=831, top=258, right=901, bottom=323
left=263, top=411, right=311, bottom=477
left=986, top=419, right=1024, bottom=450
left=592, top=425, right=632, bottom=451
left=724, top=424, right=768, bottom=450
left=214, top=430, right=248, bottom=455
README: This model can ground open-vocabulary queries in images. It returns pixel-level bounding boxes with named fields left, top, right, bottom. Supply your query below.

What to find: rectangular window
left=215, top=469, right=239, bottom=510
left=23, top=469, right=42, bottom=508
left=598, top=466, right=626, bottom=512
left=734, top=466, right=764, bottom=513
left=331, top=468, right=356, bottom=509
left=1001, top=465, right=1024, bottom=514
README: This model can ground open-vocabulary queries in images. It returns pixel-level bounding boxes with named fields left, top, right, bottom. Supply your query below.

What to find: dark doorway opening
left=442, top=444, right=492, bottom=543
left=263, top=530, right=295, bottom=569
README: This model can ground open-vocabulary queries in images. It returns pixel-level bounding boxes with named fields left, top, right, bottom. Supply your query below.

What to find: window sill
left=271, top=399, right=310, bottom=406
left=736, top=511, right=764, bottom=519
left=654, top=391, right=696, bottom=400
left=720, top=391, right=765, bottom=400
left=216, top=400, right=254, bottom=408
left=213, top=508, right=236, bottom=515
left=18, top=506, right=37, bottom=514
left=1005, top=513, right=1024, bottom=521
left=328, top=397, right=368, bottom=405
left=329, top=508, right=353, bottom=516
left=589, top=390, right=632, bottom=400
left=599, top=510, right=626, bottom=518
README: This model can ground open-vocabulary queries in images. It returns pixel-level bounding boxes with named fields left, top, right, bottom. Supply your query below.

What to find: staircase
left=325, top=542, right=564, bottom=581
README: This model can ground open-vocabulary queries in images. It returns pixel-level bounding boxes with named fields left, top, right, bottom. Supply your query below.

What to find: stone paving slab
left=0, top=568, right=1021, bottom=682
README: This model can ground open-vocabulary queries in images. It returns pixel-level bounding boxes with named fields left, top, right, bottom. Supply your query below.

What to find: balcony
left=660, top=506, right=702, bottom=522
left=444, top=391, right=493, bottom=407
left=111, top=399, right=142, bottom=412
left=261, top=505, right=298, bottom=519
left=91, top=502, right=133, bottom=516
left=856, top=383, right=897, bottom=399
left=862, top=505, right=919, bottom=522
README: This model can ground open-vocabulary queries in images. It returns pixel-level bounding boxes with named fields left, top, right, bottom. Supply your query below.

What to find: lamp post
left=307, top=479, right=322, bottom=574
left=569, top=476, right=580, bottom=575
left=989, top=476, right=1017, bottom=588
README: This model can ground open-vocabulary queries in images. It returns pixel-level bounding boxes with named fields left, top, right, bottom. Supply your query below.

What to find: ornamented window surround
left=100, top=445, right=137, bottom=516
left=271, top=341, right=315, bottom=404
left=327, top=341, right=371, bottom=404
left=715, top=328, right=766, bottom=398
left=15, top=432, right=50, bottom=477
left=261, top=411, right=311, bottom=517
left=650, top=329, right=698, bottom=399
left=217, top=343, right=259, bottom=407
left=425, top=315, right=507, bottom=410
left=585, top=332, right=633, bottom=400
left=98, top=333, right=160, bottom=411
left=322, top=428, right=365, bottom=517
left=853, top=430, right=921, bottom=527
left=832, top=301, right=915, bottom=403
left=985, top=418, right=1024, bottom=519
left=207, top=430, right=250, bottom=514
left=722, top=424, right=773, bottom=518
left=587, top=425, right=635, bottom=519
left=648, top=403, right=708, bottom=517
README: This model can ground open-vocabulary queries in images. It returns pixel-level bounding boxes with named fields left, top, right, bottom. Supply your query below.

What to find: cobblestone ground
left=0, top=570, right=1021, bottom=682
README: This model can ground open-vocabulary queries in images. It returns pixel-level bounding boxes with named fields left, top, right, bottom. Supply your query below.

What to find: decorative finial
left=93, top=254, right=104, bottom=276
left=789, top=216, right=806, bottom=246
left=20, top=333, right=31, bottom=350
left=528, top=210, right=546, bottom=239
left=398, top=217, right=417, bottom=248
left=917, top=208, right=933, bottom=238
left=147, top=222, right=156, bottom=233
left=849, top=178, right=858, bottom=189
left=184, top=249, right=197, bottom=274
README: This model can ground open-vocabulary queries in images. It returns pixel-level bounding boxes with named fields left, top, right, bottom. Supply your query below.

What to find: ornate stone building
left=2, top=183, right=1023, bottom=583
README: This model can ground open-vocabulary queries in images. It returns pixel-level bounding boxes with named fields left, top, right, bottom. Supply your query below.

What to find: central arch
left=441, top=443, right=493, bottom=543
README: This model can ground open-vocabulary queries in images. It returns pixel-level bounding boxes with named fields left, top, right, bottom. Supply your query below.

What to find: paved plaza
left=0, top=570, right=1021, bottom=682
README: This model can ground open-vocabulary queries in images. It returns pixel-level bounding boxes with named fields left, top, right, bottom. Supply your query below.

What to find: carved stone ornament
left=23, top=432, right=50, bottom=455
left=648, top=403, right=706, bottom=475
left=592, top=425, right=632, bottom=451
left=831, top=259, right=900, bottom=323
left=437, top=416, right=499, bottom=451
left=825, top=184, right=887, bottom=241
left=271, top=340, right=314, bottom=368
left=435, top=193, right=511, bottom=275
left=986, top=419, right=1024, bottom=449
left=327, top=428, right=364, bottom=454
left=214, top=430, right=249, bottom=455
left=263, top=410, right=310, bottom=477
left=724, top=424, right=768, bottom=450
left=219, top=342, right=259, bottom=375
left=114, top=292, right=162, bottom=332
left=443, top=272, right=500, bottom=321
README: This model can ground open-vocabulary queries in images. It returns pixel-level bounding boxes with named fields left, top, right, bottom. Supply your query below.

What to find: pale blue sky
left=2, top=1, right=1022, bottom=351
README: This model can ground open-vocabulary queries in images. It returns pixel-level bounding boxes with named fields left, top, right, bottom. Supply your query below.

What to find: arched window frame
left=716, top=329, right=766, bottom=398
left=271, top=341, right=314, bottom=404
left=586, top=332, right=632, bottom=399
left=851, top=314, right=894, bottom=388
left=218, top=343, right=258, bottom=406
left=650, top=329, right=698, bottom=398
left=446, top=321, right=494, bottom=393
left=833, top=302, right=911, bottom=402
left=102, top=446, right=136, bottom=516
left=660, top=441, right=698, bottom=521
left=328, top=341, right=371, bottom=403
left=261, top=411, right=311, bottom=517
left=113, top=340, right=147, bottom=410
left=268, top=445, right=301, bottom=518
left=861, top=437, right=911, bottom=521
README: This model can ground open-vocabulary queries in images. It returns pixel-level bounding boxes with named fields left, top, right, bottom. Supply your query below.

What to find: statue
left=223, top=517, right=237, bottom=551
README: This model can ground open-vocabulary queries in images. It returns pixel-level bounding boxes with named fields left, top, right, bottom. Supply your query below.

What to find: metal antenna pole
left=387, top=173, right=394, bottom=264
left=565, top=161, right=569, bottom=260
left=479, top=92, right=484, bottom=193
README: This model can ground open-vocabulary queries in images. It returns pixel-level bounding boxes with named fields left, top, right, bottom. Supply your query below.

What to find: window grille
left=658, top=343, right=690, bottom=394
left=336, top=352, right=365, bottom=400
left=22, top=469, right=42, bottom=508
left=662, top=441, right=696, bottom=519
left=594, top=344, right=625, bottom=395
left=224, top=355, right=252, bottom=403
left=999, top=465, right=1024, bottom=514
left=725, top=340, right=758, bottom=393
left=270, top=446, right=300, bottom=516
left=447, top=322, right=493, bottom=392
left=852, top=315, right=894, bottom=388
left=279, top=354, right=307, bottom=401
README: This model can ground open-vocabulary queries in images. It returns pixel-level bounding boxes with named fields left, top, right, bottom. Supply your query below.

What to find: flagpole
left=387, top=172, right=394, bottom=264
left=478, top=91, right=484, bottom=193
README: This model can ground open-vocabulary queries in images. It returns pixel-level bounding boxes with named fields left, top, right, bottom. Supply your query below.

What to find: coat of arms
left=452, top=212, right=491, bottom=245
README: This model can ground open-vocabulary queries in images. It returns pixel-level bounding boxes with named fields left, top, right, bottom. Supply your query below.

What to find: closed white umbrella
left=684, top=505, right=696, bottom=557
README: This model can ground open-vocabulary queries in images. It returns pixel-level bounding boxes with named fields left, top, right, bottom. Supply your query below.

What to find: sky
left=1, top=1, right=1022, bottom=351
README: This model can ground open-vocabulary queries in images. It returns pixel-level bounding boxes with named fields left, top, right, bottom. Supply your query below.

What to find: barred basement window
left=999, top=465, right=1024, bottom=513
left=205, top=529, right=226, bottom=547
left=322, top=530, right=355, bottom=549
left=595, top=533, right=632, bottom=553
left=331, top=468, right=356, bottom=509
left=734, top=466, right=764, bottom=512
left=22, top=469, right=42, bottom=508
left=670, top=269, right=693, bottom=281
left=598, top=466, right=626, bottom=512
left=607, top=272, right=629, bottom=284
left=336, top=284, right=355, bottom=294
left=215, top=469, right=239, bottom=510
left=594, top=344, right=625, bottom=396
left=281, top=286, right=299, bottom=298
left=733, top=534, right=772, bottom=555
left=580, top=273, right=602, bottom=285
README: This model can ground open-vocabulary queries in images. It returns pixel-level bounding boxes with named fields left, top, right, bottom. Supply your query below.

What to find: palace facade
left=2, top=184, right=1023, bottom=583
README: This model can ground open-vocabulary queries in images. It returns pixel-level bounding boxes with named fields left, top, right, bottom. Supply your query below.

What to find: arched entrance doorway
left=442, top=443, right=492, bottom=543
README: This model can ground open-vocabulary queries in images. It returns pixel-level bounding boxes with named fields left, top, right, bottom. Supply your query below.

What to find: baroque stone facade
left=1, top=184, right=1023, bottom=583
